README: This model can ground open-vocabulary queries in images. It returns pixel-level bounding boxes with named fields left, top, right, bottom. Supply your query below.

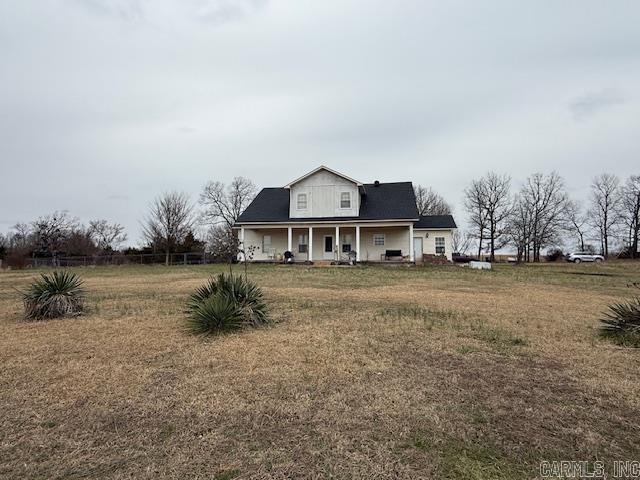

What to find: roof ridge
left=363, top=181, right=413, bottom=185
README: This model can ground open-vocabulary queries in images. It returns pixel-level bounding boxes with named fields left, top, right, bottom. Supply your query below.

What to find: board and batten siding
left=413, top=229, right=453, bottom=261
left=289, top=170, right=360, bottom=218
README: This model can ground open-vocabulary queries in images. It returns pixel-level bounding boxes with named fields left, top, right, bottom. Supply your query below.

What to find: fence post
left=183, top=253, right=187, bottom=265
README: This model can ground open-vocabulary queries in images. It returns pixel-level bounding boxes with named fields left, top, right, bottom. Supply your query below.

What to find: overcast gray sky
left=1, top=0, right=639, bottom=244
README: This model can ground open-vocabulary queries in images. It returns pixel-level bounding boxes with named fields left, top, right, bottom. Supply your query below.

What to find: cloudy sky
left=1, top=0, right=638, bottom=243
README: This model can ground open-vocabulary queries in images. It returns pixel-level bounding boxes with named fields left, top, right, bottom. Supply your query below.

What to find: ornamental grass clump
left=600, top=283, right=640, bottom=347
left=186, top=273, right=268, bottom=335
left=22, top=271, right=85, bottom=320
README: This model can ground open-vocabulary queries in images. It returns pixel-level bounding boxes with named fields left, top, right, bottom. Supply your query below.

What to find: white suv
left=565, top=252, right=604, bottom=263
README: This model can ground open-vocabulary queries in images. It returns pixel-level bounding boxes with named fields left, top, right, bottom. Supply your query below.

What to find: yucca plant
left=186, top=273, right=268, bottom=334
left=599, top=284, right=640, bottom=347
left=187, top=293, right=245, bottom=334
left=22, top=271, right=85, bottom=320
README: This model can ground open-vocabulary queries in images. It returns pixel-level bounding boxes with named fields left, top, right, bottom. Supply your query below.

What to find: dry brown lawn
left=1, top=262, right=640, bottom=479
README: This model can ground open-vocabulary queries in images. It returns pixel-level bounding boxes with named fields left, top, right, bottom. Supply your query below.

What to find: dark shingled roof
left=414, top=215, right=457, bottom=229
left=236, top=182, right=420, bottom=223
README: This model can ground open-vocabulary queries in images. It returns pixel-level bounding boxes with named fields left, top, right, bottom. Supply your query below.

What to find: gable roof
left=414, top=215, right=457, bottom=229
left=236, top=181, right=419, bottom=224
left=283, top=165, right=363, bottom=188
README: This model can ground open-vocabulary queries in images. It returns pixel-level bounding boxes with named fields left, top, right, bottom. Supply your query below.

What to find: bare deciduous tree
left=620, top=175, right=640, bottom=258
left=206, top=225, right=240, bottom=264
left=413, top=185, right=452, bottom=216
left=464, top=179, right=489, bottom=260
left=142, top=192, right=195, bottom=266
left=518, top=172, right=568, bottom=262
left=0, top=233, right=7, bottom=260
left=464, top=173, right=511, bottom=262
left=30, top=211, right=78, bottom=260
left=564, top=199, right=590, bottom=252
left=62, top=226, right=98, bottom=256
left=11, top=222, right=31, bottom=249
left=589, top=173, right=621, bottom=257
left=483, top=173, right=512, bottom=262
left=451, top=229, right=472, bottom=255
left=507, top=194, right=533, bottom=262
left=200, top=177, right=257, bottom=229
left=88, top=220, right=128, bottom=252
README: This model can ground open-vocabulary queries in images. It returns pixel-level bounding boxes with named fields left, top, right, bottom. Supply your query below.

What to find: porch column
left=409, top=223, right=415, bottom=262
left=238, top=227, right=245, bottom=262
left=355, top=225, right=361, bottom=262
left=287, top=227, right=292, bottom=252
left=335, top=225, right=340, bottom=260
left=308, top=227, right=313, bottom=261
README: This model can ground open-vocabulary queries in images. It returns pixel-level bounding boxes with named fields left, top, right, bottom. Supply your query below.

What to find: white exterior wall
left=239, top=224, right=414, bottom=262
left=242, top=228, right=288, bottom=261
left=289, top=170, right=360, bottom=218
left=308, top=227, right=357, bottom=261
left=311, top=227, right=334, bottom=260
left=413, top=229, right=454, bottom=261
left=292, top=228, right=312, bottom=261
left=358, top=226, right=412, bottom=262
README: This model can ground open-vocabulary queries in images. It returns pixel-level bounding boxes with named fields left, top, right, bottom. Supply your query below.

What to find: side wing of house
left=413, top=215, right=457, bottom=261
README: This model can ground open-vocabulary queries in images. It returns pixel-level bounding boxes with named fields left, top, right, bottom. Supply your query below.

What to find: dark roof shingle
left=414, top=215, right=457, bottom=229
left=236, top=182, right=420, bottom=223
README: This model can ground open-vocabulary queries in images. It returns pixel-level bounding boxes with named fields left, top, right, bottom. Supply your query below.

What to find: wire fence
left=25, top=252, right=217, bottom=268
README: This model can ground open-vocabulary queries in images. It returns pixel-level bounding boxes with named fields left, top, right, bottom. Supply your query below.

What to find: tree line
left=137, top=177, right=257, bottom=265
left=461, top=172, right=640, bottom=261
left=1, top=173, right=638, bottom=267
left=0, top=214, right=128, bottom=266
left=0, top=177, right=257, bottom=267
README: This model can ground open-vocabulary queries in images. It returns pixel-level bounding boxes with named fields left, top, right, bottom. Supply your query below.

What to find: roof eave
left=235, top=217, right=420, bottom=225
left=284, top=165, right=363, bottom=188
left=414, top=226, right=457, bottom=230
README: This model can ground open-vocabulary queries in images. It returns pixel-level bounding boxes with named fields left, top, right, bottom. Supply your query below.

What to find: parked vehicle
left=452, top=252, right=473, bottom=263
left=565, top=252, right=604, bottom=263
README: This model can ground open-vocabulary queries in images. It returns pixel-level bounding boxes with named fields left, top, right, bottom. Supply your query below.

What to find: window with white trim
left=340, top=234, right=352, bottom=253
left=262, top=235, right=272, bottom=252
left=373, top=234, right=385, bottom=246
left=340, top=192, right=351, bottom=208
left=298, top=234, right=308, bottom=253
left=435, top=237, right=445, bottom=255
left=297, top=193, right=307, bottom=210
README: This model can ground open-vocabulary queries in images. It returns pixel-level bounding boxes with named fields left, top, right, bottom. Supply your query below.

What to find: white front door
left=323, top=235, right=334, bottom=260
left=413, top=237, right=423, bottom=263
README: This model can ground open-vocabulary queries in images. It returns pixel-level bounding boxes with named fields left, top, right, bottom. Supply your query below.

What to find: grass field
left=1, top=262, right=640, bottom=479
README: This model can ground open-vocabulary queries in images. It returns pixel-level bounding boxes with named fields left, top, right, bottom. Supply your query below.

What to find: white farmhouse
left=234, top=166, right=456, bottom=263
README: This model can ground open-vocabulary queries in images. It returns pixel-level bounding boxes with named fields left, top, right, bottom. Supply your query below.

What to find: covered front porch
left=237, top=223, right=416, bottom=263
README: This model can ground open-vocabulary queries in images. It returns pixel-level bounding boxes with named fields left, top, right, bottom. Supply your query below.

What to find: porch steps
left=311, top=260, right=334, bottom=267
